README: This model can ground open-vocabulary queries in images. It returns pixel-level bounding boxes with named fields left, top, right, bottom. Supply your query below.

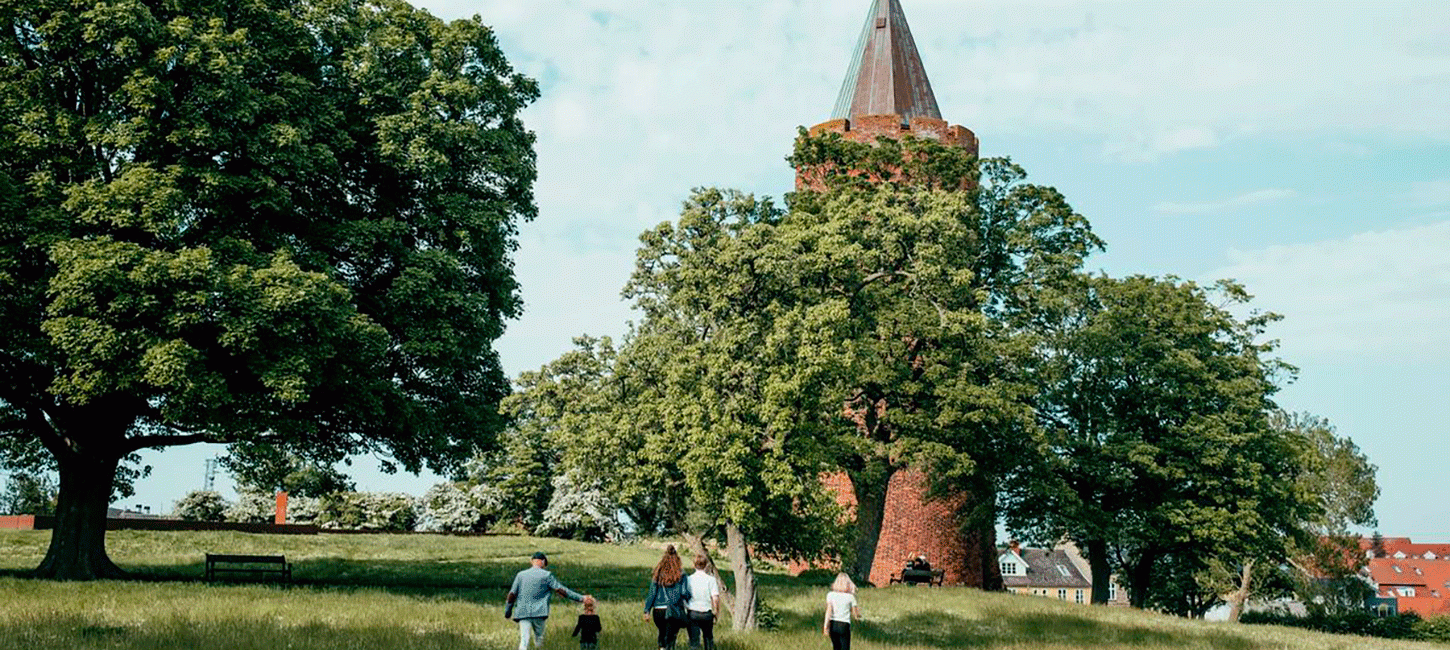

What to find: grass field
left=1, top=530, right=1443, bottom=650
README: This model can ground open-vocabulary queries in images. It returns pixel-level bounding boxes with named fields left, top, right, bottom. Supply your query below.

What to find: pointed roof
left=831, top=0, right=943, bottom=124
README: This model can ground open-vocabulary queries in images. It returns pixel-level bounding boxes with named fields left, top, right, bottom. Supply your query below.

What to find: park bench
left=889, top=568, right=945, bottom=587
left=204, top=553, right=292, bottom=583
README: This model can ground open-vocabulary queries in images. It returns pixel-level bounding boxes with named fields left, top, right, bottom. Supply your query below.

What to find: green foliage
left=315, top=492, right=418, bottom=532
left=221, top=443, right=355, bottom=499
left=0, top=471, right=56, bottom=516
left=172, top=490, right=228, bottom=522
left=782, top=133, right=1102, bottom=581
left=1241, top=610, right=1425, bottom=641
left=1003, top=274, right=1316, bottom=611
left=0, top=0, right=537, bottom=576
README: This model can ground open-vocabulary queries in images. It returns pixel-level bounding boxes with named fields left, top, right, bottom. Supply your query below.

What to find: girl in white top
left=822, top=572, right=860, bottom=650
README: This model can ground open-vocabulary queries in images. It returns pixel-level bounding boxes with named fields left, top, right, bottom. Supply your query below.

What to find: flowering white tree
left=535, top=473, right=621, bottom=542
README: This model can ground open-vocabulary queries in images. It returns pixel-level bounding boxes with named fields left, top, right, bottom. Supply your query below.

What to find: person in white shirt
left=822, top=572, right=860, bottom=650
left=684, top=555, right=721, bottom=650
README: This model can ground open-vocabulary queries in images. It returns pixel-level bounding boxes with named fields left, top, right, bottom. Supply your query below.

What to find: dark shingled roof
left=831, top=0, right=942, bottom=124
left=999, top=548, right=1092, bottom=589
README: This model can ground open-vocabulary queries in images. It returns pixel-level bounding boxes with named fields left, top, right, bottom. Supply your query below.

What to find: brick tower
left=802, top=0, right=977, bottom=178
left=796, top=0, right=991, bottom=589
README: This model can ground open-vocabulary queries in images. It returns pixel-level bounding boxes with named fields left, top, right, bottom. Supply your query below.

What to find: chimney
left=1009, top=540, right=1022, bottom=557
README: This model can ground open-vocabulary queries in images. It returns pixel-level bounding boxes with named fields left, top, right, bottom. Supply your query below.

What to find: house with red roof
left=1364, top=550, right=1450, bottom=617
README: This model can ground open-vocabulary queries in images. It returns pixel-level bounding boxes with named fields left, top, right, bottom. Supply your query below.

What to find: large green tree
left=508, top=191, right=846, bottom=630
left=0, top=0, right=537, bottom=579
left=1005, top=274, right=1308, bottom=613
left=785, top=132, right=1101, bottom=585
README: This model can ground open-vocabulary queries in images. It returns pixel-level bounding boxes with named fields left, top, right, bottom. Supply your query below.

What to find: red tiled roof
left=1369, top=558, right=1430, bottom=587
left=1358, top=537, right=1450, bottom=559
left=1396, top=597, right=1450, bottom=617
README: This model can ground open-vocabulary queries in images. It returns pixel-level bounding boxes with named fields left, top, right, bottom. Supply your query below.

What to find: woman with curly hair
left=643, top=545, right=693, bottom=650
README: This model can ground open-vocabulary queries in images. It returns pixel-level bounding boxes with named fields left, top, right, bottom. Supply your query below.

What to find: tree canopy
left=0, top=0, right=537, bottom=579
left=1003, top=274, right=1320, bottom=613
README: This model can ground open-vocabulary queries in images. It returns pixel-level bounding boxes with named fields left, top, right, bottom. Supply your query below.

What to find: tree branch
left=121, top=433, right=220, bottom=452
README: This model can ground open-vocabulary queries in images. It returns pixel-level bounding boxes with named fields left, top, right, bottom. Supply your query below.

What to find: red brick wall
left=793, top=469, right=989, bottom=588
left=0, top=515, right=36, bottom=530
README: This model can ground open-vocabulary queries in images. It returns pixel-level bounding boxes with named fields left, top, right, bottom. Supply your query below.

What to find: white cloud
left=1409, top=179, right=1450, bottom=208
left=1154, top=188, right=1297, bottom=215
left=1104, top=127, right=1219, bottom=162
left=1210, top=220, right=1450, bottom=359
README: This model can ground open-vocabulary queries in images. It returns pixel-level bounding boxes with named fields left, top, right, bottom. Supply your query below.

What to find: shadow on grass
left=2, top=612, right=501, bottom=650
left=1, top=556, right=684, bottom=608
left=847, top=609, right=1265, bottom=650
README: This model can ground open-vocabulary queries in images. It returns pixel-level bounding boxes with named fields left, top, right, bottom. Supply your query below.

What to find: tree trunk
left=683, top=529, right=735, bottom=616
left=974, top=522, right=1003, bottom=591
left=724, top=521, right=757, bottom=631
left=34, top=453, right=125, bottom=580
left=1226, top=559, right=1255, bottom=623
left=1086, top=539, right=1113, bottom=604
left=1126, top=552, right=1157, bottom=609
left=848, top=468, right=892, bottom=586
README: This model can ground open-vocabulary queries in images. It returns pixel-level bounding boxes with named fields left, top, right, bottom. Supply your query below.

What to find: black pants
left=685, top=610, right=715, bottom=650
left=653, top=608, right=683, bottom=649
left=829, top=620, right=851, bottom=650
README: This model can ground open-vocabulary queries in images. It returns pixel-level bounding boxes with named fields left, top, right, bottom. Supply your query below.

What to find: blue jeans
left=518, top=617, right=547, bottom=650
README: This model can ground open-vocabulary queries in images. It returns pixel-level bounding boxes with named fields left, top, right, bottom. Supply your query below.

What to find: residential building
left=999, top=543, right=1092, bottom=604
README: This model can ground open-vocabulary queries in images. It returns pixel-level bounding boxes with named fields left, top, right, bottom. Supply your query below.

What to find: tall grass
left=1, top=530, right=1443, bottom=650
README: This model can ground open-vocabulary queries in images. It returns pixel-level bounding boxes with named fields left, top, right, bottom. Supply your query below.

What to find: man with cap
left=507, top=551, right=589, bottom=650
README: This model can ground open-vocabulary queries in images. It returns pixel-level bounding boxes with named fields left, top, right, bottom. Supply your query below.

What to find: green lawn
left=0, top=530, right=1442, bottom=650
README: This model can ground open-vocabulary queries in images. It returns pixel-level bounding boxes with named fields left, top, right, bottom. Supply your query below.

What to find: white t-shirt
left=826, top=591, right=857, bottom=623
left=686, top=570, right=720, bottom=612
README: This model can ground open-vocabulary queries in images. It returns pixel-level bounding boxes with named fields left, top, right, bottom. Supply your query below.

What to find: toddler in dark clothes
left=572, top=595, right=602, bottom=650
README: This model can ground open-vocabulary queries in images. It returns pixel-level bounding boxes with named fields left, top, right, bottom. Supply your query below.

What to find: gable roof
left=998, top=548, right=1091, bottom=589
left=831, top=0, right=942, bottom=124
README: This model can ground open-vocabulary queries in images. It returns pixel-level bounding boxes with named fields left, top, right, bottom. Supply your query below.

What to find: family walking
left=505, top=546, right=855, bottom=650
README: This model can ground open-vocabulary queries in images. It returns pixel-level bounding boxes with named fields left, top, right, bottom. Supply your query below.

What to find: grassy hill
left=0, top=530, right=1442, bottom=650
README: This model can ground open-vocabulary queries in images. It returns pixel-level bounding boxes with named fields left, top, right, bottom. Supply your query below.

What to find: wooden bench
left=889, top=568, right=945, bottom=587
left=205, top=553, right=292, bottom=583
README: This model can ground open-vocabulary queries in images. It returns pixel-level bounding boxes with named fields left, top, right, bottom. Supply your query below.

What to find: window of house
left=1109, top=581, right=1118, bottom=601
left=1055, top=565, right=1071, bottom=577
left=1414, top=567, right=1424, bottom=576
left=1426, top=552, right=1438, bottom=560
left=1075, top=589, right=1085, bottom=603
left=1001, top=561, right=1019, bottom=576
left=1394, top=551, right=1408, bottom=559
left=1058, top=589, right=1067, bottom=600
left=1393, top=565, right=1403, bottom=573
left=1398, top=587, right=1416, bottom=597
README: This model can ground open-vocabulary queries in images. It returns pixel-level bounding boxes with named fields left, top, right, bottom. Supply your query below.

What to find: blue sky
left=121, top=1, right=1450, bottom=539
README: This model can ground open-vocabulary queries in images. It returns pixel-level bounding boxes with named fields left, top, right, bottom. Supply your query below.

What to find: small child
left=572, top=595, right=602, bottom=650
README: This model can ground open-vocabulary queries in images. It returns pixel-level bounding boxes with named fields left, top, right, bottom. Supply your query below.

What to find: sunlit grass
left=1, top=530, right=1444, bottom=649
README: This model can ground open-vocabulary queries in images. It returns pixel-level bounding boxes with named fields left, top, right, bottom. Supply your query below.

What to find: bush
left=533, top=473, right=621, bottom=542
left=173, top=490, right=229, bottom=522
left=225, top=490, right=276, bottom=523
left=1414, top=615, right=1450, bottom=642
left=315, top=492, right=418, bottom=531
left=418, top=482, right=507, bottom=532
left=1241, top=609, right=1423, bottom=640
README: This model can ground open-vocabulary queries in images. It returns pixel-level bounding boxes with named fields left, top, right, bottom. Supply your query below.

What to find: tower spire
left=831, top=0, right=942, bottom=124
